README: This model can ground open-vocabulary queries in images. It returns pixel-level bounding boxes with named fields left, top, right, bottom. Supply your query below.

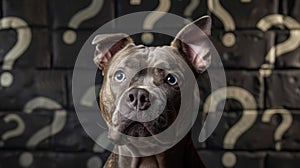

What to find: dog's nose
left=127, top=88, right=151, bottom=111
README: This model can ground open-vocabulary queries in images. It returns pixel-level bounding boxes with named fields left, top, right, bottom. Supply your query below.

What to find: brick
left=274, top=30, right=300, bottom=68
left=198, top=150, right=266, bottom=168
left=204, top=111, right=275, bottom=150
left=50, top=0, right=114, bottom=29
left=2, top=0, right=48, bottom=26
left=210, top=0, right=278, bottom=29
left=50, top=112, right=95, bottom=152
left=0, top=70, right=67, bottom=110
left=0, top=151, right=22, bottom=168
left=204, top=109, right=299, bottom=151
left=266, top=152, right=300, bottom=168
left=52, top=29, right=95, bottom=68
left=266, top=70, right=300, bottom=109
left=281, top=0, right=300, bottom=28
left=0, top=28, right=50, bottom=68
left=198, top=70, right=264, bottom=111
left=0, top=111, right=51, bottom=150
left=210, top=30, right=275, bottom=69
left=279, top=110, right=300, bottom=151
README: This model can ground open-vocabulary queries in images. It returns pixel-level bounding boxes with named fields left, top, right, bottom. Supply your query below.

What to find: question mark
left=130, top=0, right=142, bottom=5
left=0, top=17, right=32, bottom=87
left=262, top=109, right=293, bottom=151
left=208, top=0, right=236, bottom=47
left=203, top=86, right=258, bottom=167
left=19, top=97, right=67, bottom=168
left=0, top=114, right=25, bottom=147
left=257, top=14, right=300, bottom=77
left=184, top=0, right=200, bottom=21
left=141, top=0, right=171, bottom=45
left=63, top=0, right=104, bottom=45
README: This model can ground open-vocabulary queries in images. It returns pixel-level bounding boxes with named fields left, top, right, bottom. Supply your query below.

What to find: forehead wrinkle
left=124, top=49, right=147, bottom=69
left=109, top=45, right=148, bottom=73
left=147, top=46, right=182, bottom=71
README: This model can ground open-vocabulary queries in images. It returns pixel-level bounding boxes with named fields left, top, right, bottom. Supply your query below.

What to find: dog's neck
left=105, top=133, right=205, bottom=168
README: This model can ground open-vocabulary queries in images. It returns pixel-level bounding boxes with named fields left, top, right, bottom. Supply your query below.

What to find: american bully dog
left=92, top=16, right=211, bottom=168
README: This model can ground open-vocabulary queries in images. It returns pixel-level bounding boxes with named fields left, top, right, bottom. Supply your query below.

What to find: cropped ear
left=92, top=33, right=134, bottom=70
left=171, top=16, right=212, bottom=73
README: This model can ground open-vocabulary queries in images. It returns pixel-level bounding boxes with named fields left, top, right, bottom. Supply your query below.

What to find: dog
left=92, top=16, right=211, bottom=168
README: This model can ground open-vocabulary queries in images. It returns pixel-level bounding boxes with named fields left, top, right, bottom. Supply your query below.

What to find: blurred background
left=0, top=0, right=300, bottom=167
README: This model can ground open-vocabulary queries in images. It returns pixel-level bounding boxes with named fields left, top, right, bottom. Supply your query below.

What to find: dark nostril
left=140, top=95, right=146, bottom=102
left=129, top=94, right=135, bottom=102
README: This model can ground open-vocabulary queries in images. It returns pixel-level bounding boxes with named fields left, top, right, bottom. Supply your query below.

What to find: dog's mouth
left=107, top=121, right=152, bottom=145
left=108, top=112, right=171, bottom=145
left=124, top=122, right=152, bottom=137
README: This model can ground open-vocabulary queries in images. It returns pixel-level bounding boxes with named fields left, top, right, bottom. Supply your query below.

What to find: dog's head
left=92, top=16, right=211, bottom=145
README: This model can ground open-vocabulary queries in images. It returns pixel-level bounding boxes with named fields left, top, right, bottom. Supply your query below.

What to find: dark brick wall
left=0, top=0, right=299, bottom=167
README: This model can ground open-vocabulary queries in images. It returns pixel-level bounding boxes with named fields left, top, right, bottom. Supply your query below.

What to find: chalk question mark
left=0, top=114, right=25, bottom=147
left=257, top=14, right=300, bottom=77
left=208, top=0, right=236, bottom=47
left=203, top=86, right=258, bottom=167
left=184, top=0, right=200, bottom=21
left=19, top=97, right=67, bottom=168
left=63, top=0, right=104, bottom=44
left=0, top=17, right=32, bottom=87
left=262, top=109, right=293, bottom=151
left=141, top=0, right=171, bottom=45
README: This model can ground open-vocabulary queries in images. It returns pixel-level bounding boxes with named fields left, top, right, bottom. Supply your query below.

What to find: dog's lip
left=124, top=122, right=151, bottom=136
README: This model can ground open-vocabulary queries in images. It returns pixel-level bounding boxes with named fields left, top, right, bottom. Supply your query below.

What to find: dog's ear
left=92, top=33, right=134, bottom=70
left=171, top=16, right=212, bottom=73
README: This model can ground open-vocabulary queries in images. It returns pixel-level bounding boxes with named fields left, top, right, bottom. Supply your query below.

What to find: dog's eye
left=166, top=74, right=177, bottom=85
left=114, top=71, right=126, bottom=82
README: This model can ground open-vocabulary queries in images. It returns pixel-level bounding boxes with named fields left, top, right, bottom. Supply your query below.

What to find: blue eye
left=166, top=74, right=177, bottom=85
left=114, top=71, right=126, bottom=82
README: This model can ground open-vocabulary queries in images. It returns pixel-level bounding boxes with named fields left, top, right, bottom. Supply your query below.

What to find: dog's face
left=92, top=16, right=212, bottom=145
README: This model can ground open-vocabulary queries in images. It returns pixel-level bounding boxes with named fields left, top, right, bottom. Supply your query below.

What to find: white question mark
left=141, top=0, right=171, bottom=45
left=63, top=0, right=104, bottom=45
left=262, top=109, right=293, bottom=151
left=0, top=114, right=25, bottom=146
left=207, top=0, right=252, bottom=47
left=0, top=17, right=32, bottom=87
left=184, top=0, right=200, bottom=21
left=257, top=14, right=300, bottom=77
left=19, top=97, right=67, bottom=168
left=130, top=0, right=142, bottom=5
left=208, top=0, right=236, bottom=47
left=203, top=86, right=257, bottom=167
